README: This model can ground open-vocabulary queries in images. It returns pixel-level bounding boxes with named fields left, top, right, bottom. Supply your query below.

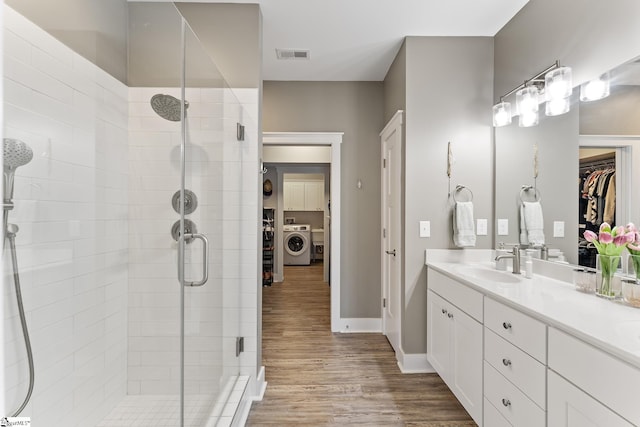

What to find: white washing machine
left=283, top=224, right=311, bottom=265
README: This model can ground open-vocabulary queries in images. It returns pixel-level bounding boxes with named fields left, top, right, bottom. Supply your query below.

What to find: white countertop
left=426, top=259, right=640, bottom=369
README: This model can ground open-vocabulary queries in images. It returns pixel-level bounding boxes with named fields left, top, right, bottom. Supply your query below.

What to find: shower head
left=4, top=138, right=33, bottom=169
left=3, top=138, right=33, bottom=204
left=150, top=94, right=189, bottom=122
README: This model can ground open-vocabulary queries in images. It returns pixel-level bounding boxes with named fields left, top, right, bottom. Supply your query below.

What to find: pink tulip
left=614, top=225, right=626, bottom=237
left=614, top=234, right=629, bottom=246
left=627, top=223, right=637, bottom=233
left=600, top=222, right=611, bottom=233
left=584, top=230, right=597, bottom=242
left=599, top=231, right=613, bottom=244
left=629, top=243, right=640, bottom=252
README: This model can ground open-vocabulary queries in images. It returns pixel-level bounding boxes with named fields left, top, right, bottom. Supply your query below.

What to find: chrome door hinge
left=236, top=337, right=245, bottom=357
left=383, top=158, right=387, bottom=168
left=383, top=228, right=386, bottom=238
left=383, top=298, right=386, bottom=308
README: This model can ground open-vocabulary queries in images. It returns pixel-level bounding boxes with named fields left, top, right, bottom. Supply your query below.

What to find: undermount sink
left=457, top=265, right=522, bottom=284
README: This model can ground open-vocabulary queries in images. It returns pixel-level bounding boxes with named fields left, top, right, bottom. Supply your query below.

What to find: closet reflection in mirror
left=495, top=55, right=640, bottom=266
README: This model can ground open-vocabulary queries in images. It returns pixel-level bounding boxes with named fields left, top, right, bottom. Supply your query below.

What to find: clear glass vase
left=596, top=254, right=622, bottom=299
left=627, top=254, right=640, bottom=280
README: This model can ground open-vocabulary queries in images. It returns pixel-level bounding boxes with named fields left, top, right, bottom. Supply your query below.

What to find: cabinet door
left=450, top=304, right=483, bottom=424
left=284, top=181, right=305, bottom=210
left=304, top=181, right=324, bottom=211
left=426, top=290, right=451, bottom=382
left=548, top=370, right=633, bottom=427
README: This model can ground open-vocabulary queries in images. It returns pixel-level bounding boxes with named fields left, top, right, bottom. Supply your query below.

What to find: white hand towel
left=523, top=201, right=545, bottom=246
left=519, top=204, right=529, bottom=245
left=453, top=201, right=476, bottom=248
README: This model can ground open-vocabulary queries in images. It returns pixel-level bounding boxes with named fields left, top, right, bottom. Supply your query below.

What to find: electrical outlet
left=477, top=219, right=488, bottom=236
left=497, top=219, right=509, bottom=236
left=419, top=221, right=431, bottom=238
left=553, top=221, right=565, bottom=237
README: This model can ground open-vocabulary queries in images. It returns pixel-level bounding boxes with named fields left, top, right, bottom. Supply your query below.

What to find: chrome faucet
left=540, top=245, right=549, bottom=260
left=495, top=246, right=521, bottom=274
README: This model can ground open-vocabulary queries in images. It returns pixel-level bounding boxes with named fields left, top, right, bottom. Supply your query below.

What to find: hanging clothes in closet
left=580, top=161, right=616, bottom=228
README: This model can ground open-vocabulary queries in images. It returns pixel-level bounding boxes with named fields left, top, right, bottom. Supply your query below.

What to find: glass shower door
left=180, top=17, right=242, bottom=426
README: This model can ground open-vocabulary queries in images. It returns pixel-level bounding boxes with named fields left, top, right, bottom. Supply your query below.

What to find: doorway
left=263, top=132, right=343, bottom=331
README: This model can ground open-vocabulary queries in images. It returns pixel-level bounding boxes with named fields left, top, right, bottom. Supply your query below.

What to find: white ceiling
left=154, top=0, right=531, bottom=81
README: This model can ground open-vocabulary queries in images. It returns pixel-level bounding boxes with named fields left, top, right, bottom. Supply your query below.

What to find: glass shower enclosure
left=3, top=2, right=252, bottom=425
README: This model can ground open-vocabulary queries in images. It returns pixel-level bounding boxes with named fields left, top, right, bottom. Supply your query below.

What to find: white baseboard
left=272, top=273, right=283, bottom=283
left=336, top=318, right=382, bottom=333
left=233, top=367, right=266, bottom=427
left=397, top=352, right=435, bottom=373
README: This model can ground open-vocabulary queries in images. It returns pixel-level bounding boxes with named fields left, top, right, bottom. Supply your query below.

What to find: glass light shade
left=516, top=86, right=539, bottom=116
left=492, top=101, right=512, bottom=127
left=580, top=72, right=610, bottom=101
left=519, top=110, right=539, bottom=127
left=545, top=96, right=570, bottom=116
left=545, top=66, right=573, bottom=101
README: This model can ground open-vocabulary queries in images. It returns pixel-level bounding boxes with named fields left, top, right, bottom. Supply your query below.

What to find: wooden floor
left=246, top=263, right=476, bottom=426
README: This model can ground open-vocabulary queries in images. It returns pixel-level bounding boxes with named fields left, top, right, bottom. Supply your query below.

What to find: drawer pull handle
left=502, top=322, right=512, bottom=330
left=502, top=358, right=512, bottom=367
left=447, top=312, right=454, bottom=319
left=502, top=398, right=511, bottom=407
left=442, top=309, right=447, bottom=315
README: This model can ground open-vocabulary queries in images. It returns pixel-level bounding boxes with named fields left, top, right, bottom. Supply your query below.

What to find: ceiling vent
left=276, top=49, right=310, bottom=60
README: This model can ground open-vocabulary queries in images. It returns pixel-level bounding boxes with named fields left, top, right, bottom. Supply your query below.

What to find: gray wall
left=384, top=41, right=407, bottom=123
left=5, top=0, right=129, bottom=83
left=494, top=0, right=640, bottom=264
left=580, top=86, right=640, bottom=135
left=401, top=37, right=494, bottom=353
left=176, top=3, right=262, bottom=88
left=494, top=0, right=640, bottom=99
left=262, top=81, right=385, bottom=318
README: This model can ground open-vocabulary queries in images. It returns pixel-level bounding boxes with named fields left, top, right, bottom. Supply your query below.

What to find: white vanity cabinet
left=547, top=328, right=640, bottom=426
left=427, top=270, right=483, bottom=425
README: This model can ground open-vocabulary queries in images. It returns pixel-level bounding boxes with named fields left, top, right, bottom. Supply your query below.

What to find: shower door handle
left=184, top=233, right=209, bottom=287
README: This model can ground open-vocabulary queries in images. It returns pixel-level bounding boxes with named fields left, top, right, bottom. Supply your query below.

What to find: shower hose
left=6, top=226, right=35, bottom=417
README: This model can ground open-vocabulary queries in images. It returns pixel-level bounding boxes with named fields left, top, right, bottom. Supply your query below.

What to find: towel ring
left=519, top=185, right=541, bottom=203
left=453, top=185, right=473, bottom=202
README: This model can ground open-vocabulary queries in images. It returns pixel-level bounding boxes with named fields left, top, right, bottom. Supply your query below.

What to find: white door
left=381, top=111, right=403, bottom=354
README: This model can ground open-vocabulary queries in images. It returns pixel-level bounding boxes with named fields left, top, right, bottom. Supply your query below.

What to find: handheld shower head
left=150, top=94, right=189, bottom=122
left=4, top=138, right=33, bottom=169
left=3, top=138, right=33, bottom=203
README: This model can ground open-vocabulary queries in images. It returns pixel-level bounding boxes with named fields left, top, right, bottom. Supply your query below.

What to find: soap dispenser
left=525, top=255, right=533, bottom=279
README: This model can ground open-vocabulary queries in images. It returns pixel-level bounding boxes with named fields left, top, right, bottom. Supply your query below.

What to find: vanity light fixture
left=492, top=101, right=512, bottom=127
left=516, top=86, right=539, bottom=127
left=492, top=60, right=572, bottom=127
left=580, top=72, right=610, bottom=101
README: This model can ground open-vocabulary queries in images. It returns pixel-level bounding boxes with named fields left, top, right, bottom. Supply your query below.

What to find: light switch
left=477, top=219, right=488, bottom=236
left=553, top=221, right=565, bottom=237
left=497, top=219, right=509, bottom=236
left=419, top=221, right=431, bottom=238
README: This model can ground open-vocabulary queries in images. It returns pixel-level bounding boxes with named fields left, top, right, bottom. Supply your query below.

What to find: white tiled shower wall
left=2, top=5, right=129, bottom=426
left=3, top=5, right=260, bottom=426
left=127, top=87, right=259, bottom=400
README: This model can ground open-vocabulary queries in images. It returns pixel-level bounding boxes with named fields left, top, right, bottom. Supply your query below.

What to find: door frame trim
left=263, top=132, right=343, bottom=332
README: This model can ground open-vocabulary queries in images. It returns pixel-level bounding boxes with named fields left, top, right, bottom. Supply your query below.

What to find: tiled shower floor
left=97, top=376, right=248, bottom=427
left=97, top=395, right=212, bottom=427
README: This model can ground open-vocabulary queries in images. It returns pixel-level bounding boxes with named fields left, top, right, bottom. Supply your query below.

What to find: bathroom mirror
left=494, top=55, right=640, bottom=265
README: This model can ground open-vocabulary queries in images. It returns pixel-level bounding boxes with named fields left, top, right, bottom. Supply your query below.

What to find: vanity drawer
left=484, top=398, right=513, bottom=427
left=484, top=298, right=546, bottom=363
left=427, top=268, right=483, bottom=322
left=484, top=328, right=546, bottom=409
left=548, top=327, right=640, bottom=424
left=484, top=361, right=545, bottom=427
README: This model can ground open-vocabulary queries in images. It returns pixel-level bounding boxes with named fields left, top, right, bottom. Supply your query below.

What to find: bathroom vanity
left=425, top=250, right=640, bottom=427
